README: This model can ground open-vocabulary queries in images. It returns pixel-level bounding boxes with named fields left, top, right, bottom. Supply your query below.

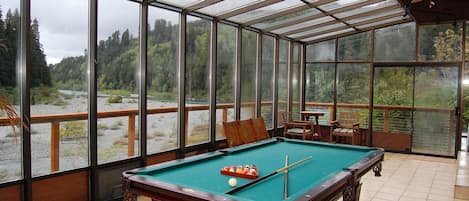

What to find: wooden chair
left=280, top=112, right=314, bottom=140
left=330, top=112, right=361, bottom=145
left=251, top=117, right=270, bottom=140
left=238, top=119, right=257, bottom=143
left=222, top=121, right=243, bottom=147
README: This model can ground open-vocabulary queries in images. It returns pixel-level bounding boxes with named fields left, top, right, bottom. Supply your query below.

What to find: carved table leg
left=123, top=179, right=137, bottom=201
left=342, top=180, right=362, bottom=201
left=373, top=162, right=382, bottom=177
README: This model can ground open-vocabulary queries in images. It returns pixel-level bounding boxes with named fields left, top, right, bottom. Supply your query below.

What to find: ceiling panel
left=272, top=16, right=335, bottom=34
left=196, top=0, right=263, bottom=16
left=251, top=8, right=321, bottom=30
left=302, top=28, right=355, bottom=42
left=227, top=0, right=305, bottom=23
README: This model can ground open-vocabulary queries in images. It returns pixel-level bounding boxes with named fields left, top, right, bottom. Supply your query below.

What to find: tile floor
left=357, top=152, right=462, bottom=201
left=139, top=152, right=466, bottom=201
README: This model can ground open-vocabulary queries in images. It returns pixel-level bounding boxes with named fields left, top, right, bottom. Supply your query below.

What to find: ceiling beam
left=264, top=0, right=385, bottom=32
left=217, top=0, right=284, bottom=20
left=295, top=11, right=404, bottom=40
left=304, top=18, right=412, bottom=44
left=242, top=0, right=336, bottom=26
left=279, top=4, right=401, bottom=36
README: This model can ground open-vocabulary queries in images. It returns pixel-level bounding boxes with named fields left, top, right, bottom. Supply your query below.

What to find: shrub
left=107, top=95, right=122, bottom=103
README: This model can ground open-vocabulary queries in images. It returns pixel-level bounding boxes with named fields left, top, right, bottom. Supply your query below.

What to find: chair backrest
left=238, top=119, right=257, bottom=143
left=251, top=117, right=270, bottom=140
left=337, top=112, right=360, bottom=127
left=222, top=121, right=243, bottom=147
left=279, top=111, right=291, bottom=126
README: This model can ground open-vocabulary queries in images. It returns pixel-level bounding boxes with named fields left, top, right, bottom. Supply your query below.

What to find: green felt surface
left=137, top=139, right=375, bottom=201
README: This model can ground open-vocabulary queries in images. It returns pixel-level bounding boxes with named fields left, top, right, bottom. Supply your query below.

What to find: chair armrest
left=330, top=120, right=338, bottom=125
left=352, top=122, right=360, bottom=127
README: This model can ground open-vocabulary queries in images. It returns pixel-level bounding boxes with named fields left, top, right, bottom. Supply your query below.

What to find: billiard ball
left=228, top=178, right=237, bottom=187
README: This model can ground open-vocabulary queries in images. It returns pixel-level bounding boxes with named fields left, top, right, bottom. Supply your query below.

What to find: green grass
left=60, top=121, right=87, bottom=140
left=101, top=89, right=131, bottom=97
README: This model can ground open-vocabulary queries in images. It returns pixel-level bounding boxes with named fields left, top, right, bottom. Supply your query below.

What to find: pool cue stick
left=225, top=156, right=312, bottom=195
left=283, top=155, right=288, bottom=200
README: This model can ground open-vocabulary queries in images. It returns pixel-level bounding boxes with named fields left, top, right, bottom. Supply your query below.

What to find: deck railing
left=0, top=102, right=455, bottom=172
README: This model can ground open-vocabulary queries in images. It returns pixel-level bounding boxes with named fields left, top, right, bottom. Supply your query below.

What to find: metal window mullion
left=332, top=38, right=338, bottom=121
left=369, top=29, right=375, bottom=147
left=287, top=41, right=293, bottom=114
left=87, top=0, right=98, bottom=200
left=255, top=33, right=263, bottom=118
left=138, top=0, right=148, bottom=164
left=19, top=0, right=32, bottom=200
left=235, top=27, right=242, bottom=120
left=300, top=43, right=306, bottom=112
left=273, top=37, right=279, bottom=130
left=209, top=21, right=217, bottom=150
left=177, top=13, right=187, bottom=158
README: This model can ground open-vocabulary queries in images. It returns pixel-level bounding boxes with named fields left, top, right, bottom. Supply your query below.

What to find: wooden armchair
left=251, top=117, right=270, bottom=140
left=222, top=121, right=243, bottom=147
left=330, top=112, right=361, bottom=145
left=280, top=112, right=314, bottom=140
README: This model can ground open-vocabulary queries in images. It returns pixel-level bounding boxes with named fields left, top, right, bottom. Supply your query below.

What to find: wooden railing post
left=128, top=114, right=135, bottom=157
left=383, top=109, right=389, bottom=132
left=328, top=106, right=334, bottom=122
left=222, top=108, right=227, bottom=122
left=51, top=121, right=60, bottom=172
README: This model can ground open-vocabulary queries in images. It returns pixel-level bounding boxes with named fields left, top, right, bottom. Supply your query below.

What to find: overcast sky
left=2, top=0, right=178, bottom=64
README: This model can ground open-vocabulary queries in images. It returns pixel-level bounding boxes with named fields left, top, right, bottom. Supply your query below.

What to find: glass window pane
left=374, top=22, right=416, bottom=61
left=147, top=7, right=179, bottom=154
left=158, top=0, right=203, bottom=8
left=336, top=63, right=370, bottom=128
left=0, top=0, right=21, bottom=182
left=290, top=23, right=344, bottom=39
left=197, top=0, right=262, bottom=16
left=97, top=0, right=139, bottom=164
left=277, top=40, right=289, bottom=128
left=301, top=28, right=354, bottom=42
left=345, top=8, right=403, bottom=24
left=418, top=23, right=463, bottom=61
left=216, top=23, right=236, bottom=139
left=306, top=39, right=336, bottom=62
left=261, top=35, right=274, bottom=129
left=185, top=16, right=210, bottom=146
left=335, top=0, right=398, bottom=18
left=253, top=8, right=321, bottom=30
left=272, top=16, right=334, bottom=35
left=30, top=0, right=88, bottom=176
left=305, top=64, right=334, bottom=125
left=466, top=21, right=469, bottom=60
left=291, top=43, right=301, bottom=121
left=241, top=30, right=257, bottom=120
left=319, top=0, right=367, bottom=11
left=338, top=31, right=370, bottom=61
left=228, top=0, right=304, bottom=23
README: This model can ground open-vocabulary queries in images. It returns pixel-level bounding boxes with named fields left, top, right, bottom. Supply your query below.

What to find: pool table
left=122, top=138, right=383, bottom=201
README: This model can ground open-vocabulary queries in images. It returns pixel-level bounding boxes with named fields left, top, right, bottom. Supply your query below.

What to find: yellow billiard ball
left=228, top=178, right=237, bottom=187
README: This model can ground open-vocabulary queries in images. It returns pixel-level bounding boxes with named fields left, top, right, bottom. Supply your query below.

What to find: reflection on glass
left=147, top=7, right=179, bottom=154
left=29, top=0, right=89, bottom=176
left=306, top=39, right=335, bottom=62
left=277, top=40, right=289, bottom=128
left=291, top=43, right=301, bottom=121
left=305, top=64, right=334, bottom=125
left=241, top=30, right=257, bottom=120
left=261, top=35, right=274, bottom=129
left=335, top=0, right=398, bottom=18
left=228, top=0, right=304, bottom=23
left=418, top=23, right=462, bottom=61
left=374, top=22, right=416, bottom=61
left=336, top=64, right=369, bottom=128
left=373, top=67, right=413, bottom=152
left=185, top=16, right=210, bottom=146
left=197, top=0, right=260, bottom=16
left=253, top=8, right=320, bottom=30
left=338, top=31, right=370, bottom=61
left=97, top=0, right=139, bottom=164
left=216, top=24, right=236, bottom=139
left=0, top=0, right=21, bottom=182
